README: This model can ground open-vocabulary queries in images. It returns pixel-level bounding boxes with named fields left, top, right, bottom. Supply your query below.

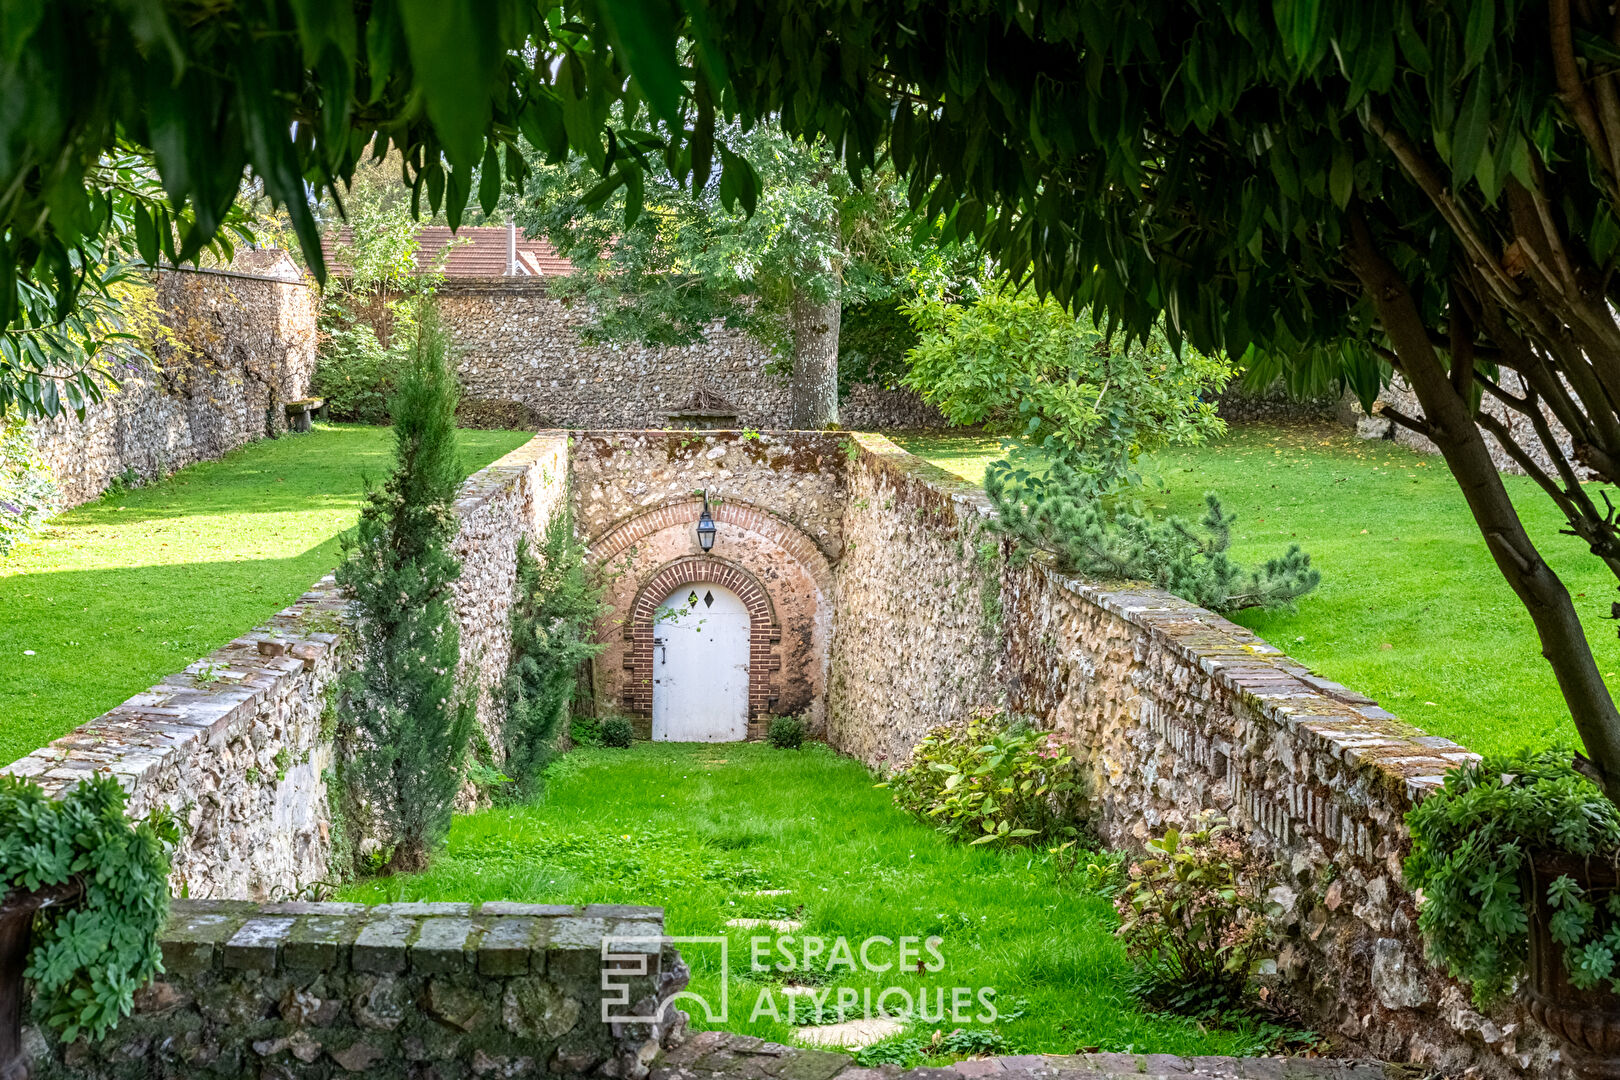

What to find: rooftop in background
left=319, top=224, right=575, bottom=278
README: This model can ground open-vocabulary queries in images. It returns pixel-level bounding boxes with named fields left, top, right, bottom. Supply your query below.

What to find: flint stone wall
left=24, top=899, right=686, bottom=1080
left=438, top=280, right=940, bottom=431
left=1, top=435, right=569, bottom=900
left=828, top=433, right=1554, bottom=1080
left=29, top=255, right=318, bottom=509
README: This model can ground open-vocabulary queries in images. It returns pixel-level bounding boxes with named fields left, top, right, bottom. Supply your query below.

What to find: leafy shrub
left=853, top=1027, right=1008, bottom=1066
left=569, top=716, right=603, bottom=747
left=500, top=513, right=605, bottom=798
left=1, top=774, right=177, bottom=1042
left=768, top=715, right=805, bottom=749
left=0, top=415, right=56, bottom=555
left=986, top=459, right=1320, bottom=614
left=313, top=313, right=400, bottom=424
left=1115, top=815, right=1277, bottom=1018
left=601, top=716, right=634, bottom=748
left=884, top=711, right=1084, bottom=846
left=905, top=292, right=1232, bottom=497
left=1405, top=749, right=1620, bottom=1007
left=334, top=302, right=474, bottom=874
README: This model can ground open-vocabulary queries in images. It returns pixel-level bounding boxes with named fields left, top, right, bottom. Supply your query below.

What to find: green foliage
left=1405, top=750, right=1620, bottom=1007
left=501, top=514, right=606, bottom=798
left=986, top=460, right=1320, bottom=614
left=853, top=1027, right=1008, bottom=1067
left=0, top=416, right=56, bottom=556
left=885, top=711, right=1084, bottom=847
left=838, top=298, right=917, bottom=401
left=334, top=303, right=474, bottom=873
left=1115, top=816, right=1277, bottom=1019
left=314, top=162, right=450, bottom=425
left=569, top=716, right=604, bottom=747
left=905, top=292, right=1232, bottom=497
left=600, top=716, right=635, bottom=749
left=1, top=774, right=177, bottom=1043
left=767, top=715, right=805, bottom=749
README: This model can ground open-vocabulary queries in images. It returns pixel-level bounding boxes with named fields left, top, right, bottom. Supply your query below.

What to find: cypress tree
left=335, top=302, right=473, bottom=873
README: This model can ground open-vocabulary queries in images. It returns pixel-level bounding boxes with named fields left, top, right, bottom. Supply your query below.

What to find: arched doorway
left=652, top=582, right=751, bottom=741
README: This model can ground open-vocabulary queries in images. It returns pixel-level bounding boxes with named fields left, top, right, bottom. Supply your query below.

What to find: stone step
left=652, top=1031, right=1408, bottom=1080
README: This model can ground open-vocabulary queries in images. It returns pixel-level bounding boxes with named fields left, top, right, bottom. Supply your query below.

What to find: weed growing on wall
left=0, top=416, right=56, bottom=556
left=1, top=774, right=176, bottom=1042
left=334, top=303, right=474, bottom=873
left=499, top=511, right=605, bottom=798
left=987, top=459, right=1320, bottom=614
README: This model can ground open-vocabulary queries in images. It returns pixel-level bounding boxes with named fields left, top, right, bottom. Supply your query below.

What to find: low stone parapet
left=24, top=899, right=688, bottom=1080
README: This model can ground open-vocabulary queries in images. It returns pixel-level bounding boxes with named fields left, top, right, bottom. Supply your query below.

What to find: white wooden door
left=652, top=583, right=750, bottom=742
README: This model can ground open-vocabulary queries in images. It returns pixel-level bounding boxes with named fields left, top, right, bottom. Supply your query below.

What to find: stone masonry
left=24, top=899, right=686, bottom=1080
left=439, top=280, right=940, bottom=431
left=28, top=253, right=318, bottom=508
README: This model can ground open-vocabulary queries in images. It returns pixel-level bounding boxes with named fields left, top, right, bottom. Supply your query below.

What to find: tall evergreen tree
left=335, top=302, right=473, bottom=873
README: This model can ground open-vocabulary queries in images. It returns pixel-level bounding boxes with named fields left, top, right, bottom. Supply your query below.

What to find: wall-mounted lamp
left=696, top=491, right=717, bottom=552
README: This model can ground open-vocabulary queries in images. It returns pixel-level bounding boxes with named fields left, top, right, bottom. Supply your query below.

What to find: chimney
left=506, top=221, right=517, bottom=276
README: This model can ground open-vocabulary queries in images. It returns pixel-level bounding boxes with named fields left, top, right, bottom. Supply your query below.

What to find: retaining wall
left=23, top=899, right=686, bottom=1080
left=1, top=434, right=569, bottom=900
left=828, top=433, right=1549, bottom=1079
left=28, top=254, right=318, bottom=508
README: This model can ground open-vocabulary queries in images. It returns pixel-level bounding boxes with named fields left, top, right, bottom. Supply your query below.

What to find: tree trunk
left=789, top=284, right=840, bottom=429
left=1347, top=216, right=1620, bottom=800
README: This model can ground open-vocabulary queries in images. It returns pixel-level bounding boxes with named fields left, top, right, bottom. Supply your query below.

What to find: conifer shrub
left=985, top=459, right=1320, bottom=613
left=499, top=512, right=604, bottom=798
left=767, top=715, right=805, bottom=749
left=334, top=302, right=474, bottom=874
left=600, top=716, right=634, bottom=748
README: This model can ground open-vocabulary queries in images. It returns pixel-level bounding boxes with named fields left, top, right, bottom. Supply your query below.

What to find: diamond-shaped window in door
left=703, top=591, right=715, bottom=607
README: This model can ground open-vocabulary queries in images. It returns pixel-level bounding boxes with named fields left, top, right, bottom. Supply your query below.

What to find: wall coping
left=846, top=431, right=1480, bottom=807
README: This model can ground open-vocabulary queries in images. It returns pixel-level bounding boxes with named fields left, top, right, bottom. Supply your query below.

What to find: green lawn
left=0, top=424, right=531, bottom=767
left=895, top=425, right=1614, bottom=758
left=342, top=742, right=1293, bottom=1060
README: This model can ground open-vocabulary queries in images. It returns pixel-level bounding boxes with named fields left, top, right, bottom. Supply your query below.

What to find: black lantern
left=696, top=491, right=717, bottom=552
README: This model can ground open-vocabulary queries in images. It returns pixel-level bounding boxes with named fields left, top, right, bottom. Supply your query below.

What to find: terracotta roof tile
left=320, top=225, right=575, bottom=278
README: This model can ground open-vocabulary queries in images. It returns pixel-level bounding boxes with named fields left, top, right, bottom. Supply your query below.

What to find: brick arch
left=622, top=557, right=780, bottom=720
left=588, top=495, right=834, bottom=594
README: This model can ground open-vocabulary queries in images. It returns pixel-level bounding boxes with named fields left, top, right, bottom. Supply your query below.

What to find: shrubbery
left=334, top=302, right=474, bottom=873
left=986, top=459, right=1320, bottom=614
left=1, top=774, right=176, bottom=1042
left=767, top=715, right=805, bottom=749
left=1115, top=815, right=1278, bottom=1018
left=1405, top=749, right=1620, bottom=1006
left=0, top=415, right=56, bottom=556
left=498, top=512, right=604, bottom=798
left=600, top=716, right=634, bottom=748
left=884, top=711, right=1084, bottom=847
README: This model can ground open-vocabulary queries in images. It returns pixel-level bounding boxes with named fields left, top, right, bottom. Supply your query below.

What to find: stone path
left=653, top=1031, right=1407, bottom=1080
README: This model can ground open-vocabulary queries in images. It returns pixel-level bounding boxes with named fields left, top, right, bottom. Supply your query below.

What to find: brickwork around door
left=592, top=496, right=836, bottom=594
left=623, top=557, right=779, bottom=721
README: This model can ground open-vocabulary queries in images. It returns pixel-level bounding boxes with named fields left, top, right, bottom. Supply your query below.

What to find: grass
left=0, top=424, right=531, bottom=767
left=894, top=425, right=1615, bottom=758
left=342, top=742, right=1304, bottom=1061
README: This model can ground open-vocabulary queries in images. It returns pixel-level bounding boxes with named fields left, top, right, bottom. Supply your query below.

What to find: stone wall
left=24, top=898, right=687, bottom=1080
left=827, top=433, right=1552, bottom=1080
left=29, top=254, right=318, bottom=508
left=1, top=435, right=568, bottom=900
left=439, top=280, right=940, bottom=431
left=571, top=431, right=844, bottom=731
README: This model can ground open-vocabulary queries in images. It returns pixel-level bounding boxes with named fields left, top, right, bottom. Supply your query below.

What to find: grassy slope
left=0, top=424, right=530, bottom=767
left=342, top=742, right=1289, bottom=1059
left=895, top=426, right=1614, bottom=758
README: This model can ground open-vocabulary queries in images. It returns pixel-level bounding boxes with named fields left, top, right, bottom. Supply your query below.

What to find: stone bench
left=285, top=397, right=324, bottom=433
left=24, top=899, right=688, bottom=1080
